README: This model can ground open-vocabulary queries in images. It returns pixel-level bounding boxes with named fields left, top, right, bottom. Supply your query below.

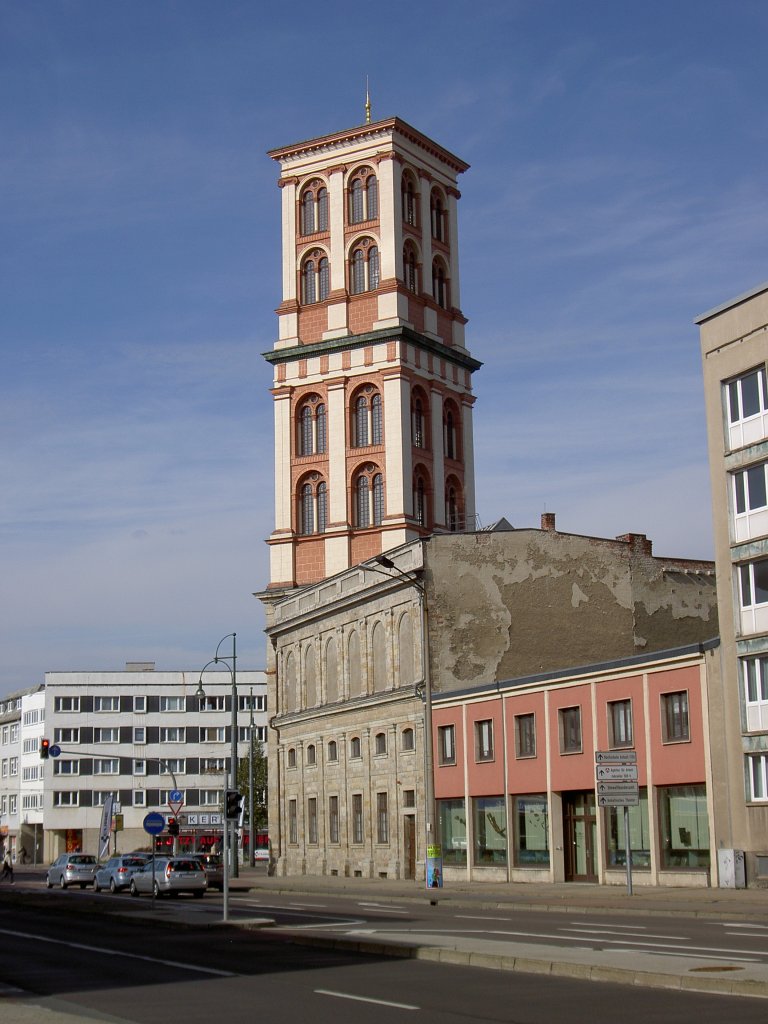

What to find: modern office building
left=698, top=283, right=768, bottom=885
left=42, top=664, right=267, bottom=859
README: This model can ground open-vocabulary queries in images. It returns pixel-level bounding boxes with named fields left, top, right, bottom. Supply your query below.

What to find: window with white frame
left=133, top=695, right=147, bottom=713
left=54, top=696, right=80, bottom=713
left=201, top=757, right=227, bottom=773
left=22, top=738, right=38, bottom=754
left=201, top=727, right=225, bottom=743
left=22, top=765, right=40, bottom=782
left=748, top=753, right=768, bottom=801
left=94, top=696, right=119, bottom=713
left=608, top=699, right=633, bottom=748
left=10, top=724, right=18, bottom=743
left=54, top=791, right=79, bottom=807
left=559, top=706, right=582, bottom=754
left=733, top=462, right=768, bottom=541
left=661, top=691, right=689, bottom=742
left=160, top=696, right=185, bottom=713
left=23, top=709, right=39, bottom=726
left=0, top=759, right=6, bottom=778
left=95, top=728, right=119, bottom=744
left=54, top=760, right=79, bottom=776
left=92, top=791, right=114, bottom=807
left=475, top=719, right=494, bottom=762
left=438, top=724, right=456, bottom=765
left=9, top=757, right=18, bottom=776
left=133, top=790, right=146, bottom=807
left=133, top=727, right=146, bottom=744
left=93, top=759, right=119, bottom=775
left=160, top=758, right=185, bottom=775
left=200, top=695, right=226, bottom=712
left=514, top=713, right=536, bottom=758
left=200, top=790, right=223, bottom=807
left=743, top=655, right=768, bottom=731
left=54, top=728, right=79, bottom=744
left=740, top=558, right=768, bottom=610
left=9, top=795, right=16, bottom=815
left=725, top=365, right=768, bottom=449
left=160, top=727, right=185, bottom=743
left=22, top=793, right=41, bottom=810
left=133, top=759, right=146, bottom=775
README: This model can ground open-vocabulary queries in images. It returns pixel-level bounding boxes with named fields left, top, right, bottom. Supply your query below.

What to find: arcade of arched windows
left=296, top=396, right=327, bottom=457
left=348, top=167, right=379, bottom=225
left=277, top=609, right=419, bottom=715
left=297, top=473, right=328, bottom=536
left=300, top=249, right=330, bottom=305
left=352, top=464, right=385, bottom=529
left=350, top=385, right=383, bottom=448
left=298, top=179, right=329, bottom=236
left=349, top=237, right=380, bottom=295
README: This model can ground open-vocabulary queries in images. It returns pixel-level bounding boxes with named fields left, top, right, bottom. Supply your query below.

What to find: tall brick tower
left=264, top=117, right=481, bottom=590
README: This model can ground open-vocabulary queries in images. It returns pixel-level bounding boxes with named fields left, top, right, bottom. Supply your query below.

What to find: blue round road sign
left=143, top=812, right=166, bottom=836
left=49, top=744, right=61, bottom=758
left=169, top=789, right=183, bottom=803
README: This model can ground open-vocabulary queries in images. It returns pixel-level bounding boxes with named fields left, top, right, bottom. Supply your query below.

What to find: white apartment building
left=43, top=664, right=267, bottom=859
left=0, top=685, right=45, bottom=864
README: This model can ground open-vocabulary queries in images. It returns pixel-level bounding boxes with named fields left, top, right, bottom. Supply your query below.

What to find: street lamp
left=368, top=555, right=436, bottom=890
left=196, top=633, right=238, bottom=922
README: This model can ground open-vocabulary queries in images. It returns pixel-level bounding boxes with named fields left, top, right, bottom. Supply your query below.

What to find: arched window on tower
left=354, top=395, right=369, bottom=447
left=300, top=482, right=314, bottom=535
left=444, top=402, right=460, bottom=461
left=356, top=474, right=370, bottom=528
left=349, top=239, right=380, bottom=295
left=296, top=397, right=326, bottom=456
left=432, top=259, right=449, bottom=309
left=445, top=478, right=463, bottom=532
left=318, top=257, right=329, bottom=301
left=317, top=481, right=327, bottom=533
left=298, top=475, right=328, bottom=535
left=401, top=171, right=417, bottom=227
left=372, top=473, right=384, bottom=525
left=299, top=180, right=329, bottom=236
left=403, top=243, right=419, bottom=293
left=316, top=403, right=326, bottom=454
left=317, top=188, right=328, bottom=231
left=302, top=259, right=316, bottom=305
left=348, top=168, right=378, bottom=224
left=301, top=190, right=315, bottom=236
left=371, top=392, right=382, bottom=444
left=431, top=188, right=447, bottom=243
left=299, top=405, right=313, bottom=456
left=352, top=387, right=382, bottom=447
left=301, top=251, right=330, bottom=305
left=353, top=468, right=384, bottom=528
left=413, top=473, right=428, bottom=527
left=412, top=391, right=428, bottom=449
left=367, top=176, right=378, bottom=219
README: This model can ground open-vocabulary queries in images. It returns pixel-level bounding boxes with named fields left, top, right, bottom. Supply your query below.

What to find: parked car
left=129, top=857, right=207, bottom=898
left=94, top=854, right=148, bottom=893
left=189, top=852, right=223, bottom=891
left=46, top=853, right=98, bottom=890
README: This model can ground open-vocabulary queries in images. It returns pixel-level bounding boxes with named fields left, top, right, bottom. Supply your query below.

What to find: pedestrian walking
left=0, top=852, right=14, bottom=883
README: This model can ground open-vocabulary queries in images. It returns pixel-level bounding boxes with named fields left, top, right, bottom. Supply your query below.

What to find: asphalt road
left=2, top=888, right=768, bottom=1023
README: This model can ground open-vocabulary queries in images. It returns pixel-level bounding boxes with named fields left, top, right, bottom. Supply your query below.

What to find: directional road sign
left=596, top=782, right=639, bottom=807
left=143, top=812, right=166, bottom=836
left=595, top=750, right=637, bottom=764
left=49, top=745, right=61, bottom=758
left=595, top=764, right=638, bottom=782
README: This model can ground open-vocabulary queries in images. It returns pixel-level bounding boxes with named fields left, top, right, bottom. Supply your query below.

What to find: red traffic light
left=39, top=738, right=50, bottom=760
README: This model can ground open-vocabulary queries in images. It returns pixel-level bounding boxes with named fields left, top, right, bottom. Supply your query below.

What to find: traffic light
left=167, top=817, right=180, bottom=837
left=39, top=738, right=50, bottom=760
left=225, top=789, right=243, bottom=821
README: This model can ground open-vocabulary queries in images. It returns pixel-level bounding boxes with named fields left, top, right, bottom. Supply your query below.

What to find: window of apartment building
left=22, top=738, right=38, bottom=754
left=401, top=727, right=415, bottom=751
left=307, top=797, right=318, bottom=844
left=9, top=757, right=17, bottom=776
left=286, top=748, right=297, bottom=768
left=22, top=794, right=41, bottom=811
left=514, top=795, right=549, bottom=867
left=94, top=728, right=119, bottom=744
left=726, top=365, right=768, bottom=426
left=734, top=462, right=768, bottom=517
left=23, top=709, right=39, bottom=726
left=201, top=727, right=225, bottom=743
left=254, top=726, right=267, bottom=743
left=133, top=727, right=146, bottom=744
left=0, top=725, right=7, bottom=744
left=349, top=736, right=361, bottom=759
left=661, top=691, right=690, bottom=743
left=559, top=706, right=582, bottom=754
left=201, top=757, right=226, bottom=773
left=54, top=696, right=80, bottom=713
left=605, top=790, right=650, bottom=869
left=93, top=759, right=119, bottom=775
left=327, top=740, right=338, bottom=762
left=133, top=695, right=147, bottom=713
left=54, top=728, right=79, bottom=744
left=133, top=791, right=146, bottom=807
left=94, top=696, right=119, bottom=713
left=93, top=791, right=114, bottom=807
left=160, top=790, right=185, bottom=805
left=740, top=558, right=768, bottom=609
left=748, top=753, right=768, bottom=801
left=352, top=793, right=364, bottom=844
left=608, top=699, right=633, bottom=748
left=743, top=655, right=768, bottom=731
left=22, top=766, right=40, bottom=782
left=8, top=795, right=16, bottom=815
left=160, top=727, right=185, bottom=743
left=10, top=724, right=18, bottom=743
left=160, top=758, right=185, bottom=775
left=0, top=759, right=7, bottom=778
left=306, top=744, right=316, bottom=766
left=438, top=725, right=456, bottom=765
left=200, top=695, right=226, bottom=712
left=133, top=759, right=146, bottom=775
left=374, top=732, right=387, bottom=756
left=475, top=720, right=494, bottom=762
left=328, top=795, right=339, bottom=844
left=658, top=784, right=710, bottom=870
left=54, top=759, right=79, bottom=776
left=200, top=790, right=222, bottom=806
left=160, top=696, right=185, bottom=713
left=403, top=789, right=416, bottom=809
left=288, top=799, right=298, bottom=844
left=376, top=792, right=389, bottom=843
left=473, top=796, right=507, bottom=865
left=54, top=792, right=79, bottom=807
left=514, top=714, right=536, bottom=758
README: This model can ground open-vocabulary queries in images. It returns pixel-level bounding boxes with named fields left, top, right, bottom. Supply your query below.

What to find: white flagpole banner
left=99, top=794, right=114, bottom=860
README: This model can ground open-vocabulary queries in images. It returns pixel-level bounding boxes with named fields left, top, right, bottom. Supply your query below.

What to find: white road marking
left=563, top=927, right=688, bottom=940
left=0, top=927, right=236, bottom=977
left=724, top=923, right=768, bottom=930
left=316, top=988, right=418, bottom=1010
left=289, top=901, right=327, bottom=908
left=359, top=901, right=406, bottom=911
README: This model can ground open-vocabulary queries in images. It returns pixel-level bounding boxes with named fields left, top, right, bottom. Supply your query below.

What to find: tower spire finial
left=365, top=76, right=371, bottom=124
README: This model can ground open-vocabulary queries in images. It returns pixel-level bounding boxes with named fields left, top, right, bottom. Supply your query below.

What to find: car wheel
left=59, top=876, right=67, bottom=890
left=130, top=880, right=139, bottom=897
left=94, top=881, right=101, bottom=893
left=109, top=879, right=117, bottom=893
left=46, top=877, right=53, bottom=889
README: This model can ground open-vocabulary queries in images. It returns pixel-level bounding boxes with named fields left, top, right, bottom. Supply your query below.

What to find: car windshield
left=70, top=855, right=96, bottom=864
left=123, top=858, right=146, bottom=867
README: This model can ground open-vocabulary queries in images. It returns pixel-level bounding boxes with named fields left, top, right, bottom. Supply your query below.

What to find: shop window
left=438, top=797, right=467, bottom=866
left=658, top=784, right=710, bottom=870
left=605, top=790, right=650, bottom=868
left=513, top=795, right=549, bottom=867
left=473, top=796, right=507, bottom=866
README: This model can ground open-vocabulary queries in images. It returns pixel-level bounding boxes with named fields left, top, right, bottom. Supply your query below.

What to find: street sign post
left=595, top=764, right=638, bottom=782
left=595, top=751, right=639, bottom=895
left=595, top=750, right=637, bottom=763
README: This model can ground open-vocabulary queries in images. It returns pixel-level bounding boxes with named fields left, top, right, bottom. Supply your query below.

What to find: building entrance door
left=403, top=815, right=416, bottom=879
left=563, top=792, right=598, bottom=882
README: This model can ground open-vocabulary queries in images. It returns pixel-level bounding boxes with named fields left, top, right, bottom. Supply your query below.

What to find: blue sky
left=2, top=1, right=767, bottom=695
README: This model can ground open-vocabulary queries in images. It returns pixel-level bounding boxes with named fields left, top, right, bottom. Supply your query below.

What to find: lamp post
left=368, top=555, right=436, bottom=889
left=196, top=633, right=238, bottom=922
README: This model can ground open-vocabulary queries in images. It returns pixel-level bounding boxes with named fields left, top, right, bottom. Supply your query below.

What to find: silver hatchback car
left=94, top=854, right=148, bottom=893
left=46, top=853, right=98, bottom=890
left=129, top=857, right=207, bottom=898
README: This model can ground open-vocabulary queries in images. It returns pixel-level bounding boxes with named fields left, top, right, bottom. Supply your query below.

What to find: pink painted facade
left=433, top=642, right=718, bottom=887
